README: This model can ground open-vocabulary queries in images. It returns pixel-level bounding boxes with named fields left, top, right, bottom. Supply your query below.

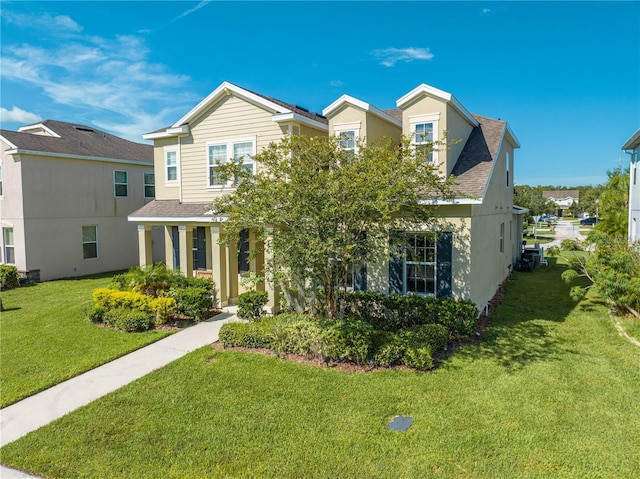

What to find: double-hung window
left=410, top=113, right=439, bottom=163
left=82, top=226, right=98, bottom=260
left=166, top=150, right=178, bottom=183
left=0, top=164, right=3, bottom=196
left=114, top=170, right=128, bottom=197
left=3, top=227, right=14, bottom=264
left=404, top=233, right=436, bottom=295
left=208, top=138, right=255, bottom=187
left=143, top=172, right=155, bottom=198
left=335, top=122, right=360, bottom=159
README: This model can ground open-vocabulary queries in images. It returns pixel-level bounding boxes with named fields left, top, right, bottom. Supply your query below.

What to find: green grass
left=2, top=259, right=639, bottom=478
left=0, top=272, right=172, bottom=407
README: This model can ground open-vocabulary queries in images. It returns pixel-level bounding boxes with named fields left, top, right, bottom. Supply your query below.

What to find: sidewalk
left=1, top=308, right=236, bottom=460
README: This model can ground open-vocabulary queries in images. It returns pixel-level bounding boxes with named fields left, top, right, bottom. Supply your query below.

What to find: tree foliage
left=596, top=167, right=629, bottom=237
left=211, top=134, right=455, bottom=319
left=514, top=185, right=555, bottom=219
left=562, top=231, right=640, bottom=316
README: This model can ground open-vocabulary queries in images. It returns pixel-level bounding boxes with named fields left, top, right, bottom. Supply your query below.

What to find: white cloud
left=0, top=10, right=197, bottom=141
left=330, top=80, right=344, bottom=87
left=483, top=8, right=491, bottom=14
left=1, top=11, right=82, bottom=34
left=371, top=47, right=434, bottom=67
left=0, top=106, right=41, bottom=124
left=173, top=1, right=213, bottom=21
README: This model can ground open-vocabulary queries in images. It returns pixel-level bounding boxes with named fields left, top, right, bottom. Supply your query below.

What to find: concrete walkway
left=529, top=219, right=587, bottom=250
left=1, top=308, right=236, bottom=477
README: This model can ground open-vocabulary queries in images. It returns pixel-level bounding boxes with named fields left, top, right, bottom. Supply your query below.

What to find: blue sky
left=1, top=1, right=638, bottom=186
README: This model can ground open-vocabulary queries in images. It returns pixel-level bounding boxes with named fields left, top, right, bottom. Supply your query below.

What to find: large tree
left=596, top=167, right=629, bottom=237
left=211, top=134, right=454, bottom=319
left=514, top=185, right=555, bottom=220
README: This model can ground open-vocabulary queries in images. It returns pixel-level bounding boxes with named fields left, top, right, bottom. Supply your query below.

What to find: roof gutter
left=4, top=149, right=153, bottom=166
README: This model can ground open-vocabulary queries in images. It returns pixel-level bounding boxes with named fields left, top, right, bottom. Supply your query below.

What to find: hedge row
left=0, top=265, right=19, bottom=290
left=219, top=314, right=450, bottom=370
left=92, top=288, right=176, bottom=325
left=342, top=291, right=478, bottom=338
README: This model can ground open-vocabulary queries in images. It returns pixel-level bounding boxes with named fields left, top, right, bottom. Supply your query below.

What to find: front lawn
left=0, top=273, right=172, bottom=407
left=2, top=258, right=639, bottom=478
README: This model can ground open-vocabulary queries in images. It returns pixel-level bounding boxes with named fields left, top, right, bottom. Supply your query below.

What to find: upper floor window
left=409, top=113, right=439, bottom=164
left=165, top=149, right=178, bottom=183
left=144, top=172, right=155, bottom=198
left=339, top=130, right=356, bottom=151
left=114, top=170, right=128, bottom=197
left=208, top=138, right=255, bottom=187
left=506, top=152, right=511, bottom=187
left=3, top=227, right=14, bottom=264
left=0, top=164, right=3, bottom=196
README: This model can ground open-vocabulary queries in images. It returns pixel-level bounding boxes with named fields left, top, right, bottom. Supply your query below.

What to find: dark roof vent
left=74, top=126, right=95, bottom=133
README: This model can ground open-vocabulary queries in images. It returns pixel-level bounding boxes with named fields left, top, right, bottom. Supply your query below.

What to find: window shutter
left=353, top=231, right=367, bottom=291
left=389, top=234, right=404, bottom=294
left=436, top=232, right=453, bottom=297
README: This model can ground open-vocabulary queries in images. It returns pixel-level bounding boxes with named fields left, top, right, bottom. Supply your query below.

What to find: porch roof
left=128, top=200, right=227, bottom=223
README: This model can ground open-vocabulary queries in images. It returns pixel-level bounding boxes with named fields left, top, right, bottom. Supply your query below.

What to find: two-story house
left=542, top=190, right=579, bottom=217
left=0, top=120, right=159, bottom=281
left=129, top=82, right=522, bottom=313
left=623, top=129, right=640, bottom=242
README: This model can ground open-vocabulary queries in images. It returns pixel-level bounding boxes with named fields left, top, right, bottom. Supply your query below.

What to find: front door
left=192, top=227, right=207, bottom=270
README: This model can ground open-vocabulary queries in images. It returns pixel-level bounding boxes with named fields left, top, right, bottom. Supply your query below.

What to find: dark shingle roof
left=1, top=120, right=152, bottom=163
left=250, top=90, right=328, bottom=125
left=451, top=114, right=506, bottom=198
left=542, top=190, right=579, bottom=199
left=129, top=200, right=217, bottom=218
left=383, top=108, right=403, bottom=122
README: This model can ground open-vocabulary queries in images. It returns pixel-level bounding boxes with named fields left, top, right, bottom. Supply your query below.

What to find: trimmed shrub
left=0, top=265, right=19, bottom=290
left=219, top=321, right=273, bottom=349
left=237, top=290, right=269, bottom=321
left=373, top=332, right=407, bottom=367
left=92, top=288, right=176, bottom=324
left=403, top=345, right=434, bottom=371
left=151, top=296, right=177, bottom=325
left=404, top=324, right=449, bottom=351
left=104, top=307, right=153, bottom=332
left=86, top=304, right=107, bottom=324
left=271, top=315, right=325, bottom=358
left=342, top=291, right=393, bottom=330
left=324, top=319, right=375, bottom=365
left=168, top=287, right=212, bottom=321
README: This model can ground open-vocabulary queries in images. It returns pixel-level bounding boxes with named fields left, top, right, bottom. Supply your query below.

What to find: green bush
left=219, top=321, right=273, bottom=348
left=271, top=315, right=325, bottom=358
left=168, top=287, right=212, bottom=321
left=0, top=265, right=19, bottom=290
left=373, top=332, right=406, bottom=367
left=403, top=324, right=449, bottom=351
left=104, top=307, right=153, bottom=332
left=324, top=319, right=374, bottom=365
left=237, top=290, right=269, bottom=321
left=86, top=305, right=107, bottom=323
left=403, top=345, right=434, bottom=370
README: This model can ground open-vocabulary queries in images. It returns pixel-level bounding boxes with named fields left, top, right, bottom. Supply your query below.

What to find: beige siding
left=327, top=105, right=366, bottom=135
left=365, top=112, right=401, bottom=144
left=153, top=137, right=181, bottom=201
left=178, top=95, right=285, bottom=203
left=299, top=123, right=327, bottom=138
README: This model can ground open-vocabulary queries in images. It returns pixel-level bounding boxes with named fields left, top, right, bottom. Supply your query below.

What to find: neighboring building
left=542, top=190, right=579, bottom=216
left=129, top=82, right=522, bottom=313
left=622, top=129, right=640, bottom=242
left=0, top=120, right=159, bottom=281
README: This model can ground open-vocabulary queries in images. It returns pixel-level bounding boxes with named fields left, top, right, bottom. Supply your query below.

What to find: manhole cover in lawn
left=387, top=415, right=413, bottom=432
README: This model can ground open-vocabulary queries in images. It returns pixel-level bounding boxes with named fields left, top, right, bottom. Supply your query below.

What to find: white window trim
left=164, top=147, right=179, bottom=185
left=334, top=121, right=361, bottom=154
left=206, top=136, right=257, bottom=189
left=2, top=227, right=15, bottom=264
left=143, top=171, right=155, bottom=198
left=113, top=170, right=128, bottom=198
left=409, top=113, right=440, bottom=164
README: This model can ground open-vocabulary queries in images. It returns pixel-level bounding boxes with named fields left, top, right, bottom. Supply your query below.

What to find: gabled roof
left=542, top=190, right=579, bottom=199
left=622, top=128, right=640, bottom=150
left=1, top=120, right=152, bottom=164
left=396, top=83, right=479, bottom=128
left=322, top=94, right=402, bottom=127
left=145, top=82, right=327, bottom=139
left=450, top=114, right=507, bottom=198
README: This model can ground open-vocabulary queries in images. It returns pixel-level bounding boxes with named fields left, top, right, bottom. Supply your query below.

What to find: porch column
left=137, top=224, right=152, bottom=267
left=164, top=226, right=174, bottom=269
left=210, top=226, right=228, bottom=307
left=264, top=228, right=280, bottom=314
left=178, top=225, right=193, bottom=277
